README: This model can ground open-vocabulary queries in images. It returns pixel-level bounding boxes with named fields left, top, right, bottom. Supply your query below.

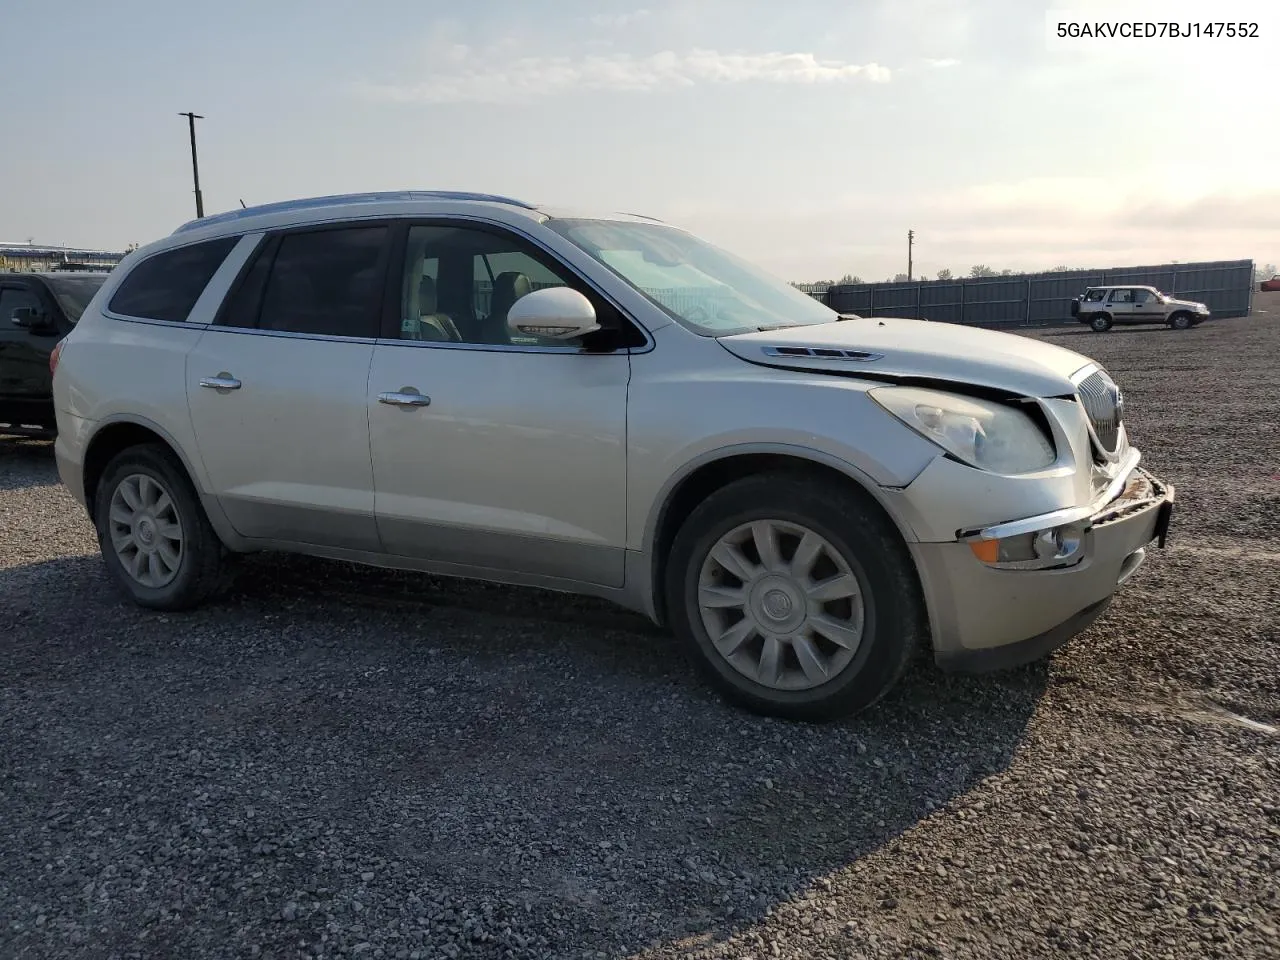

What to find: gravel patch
left=1, top=301, right=1277, bottom=960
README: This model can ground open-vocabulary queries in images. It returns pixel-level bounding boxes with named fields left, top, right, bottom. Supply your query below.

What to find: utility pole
left=907, top=229, right=914, bottom=281
left=178, top=112, right=205, bottom=218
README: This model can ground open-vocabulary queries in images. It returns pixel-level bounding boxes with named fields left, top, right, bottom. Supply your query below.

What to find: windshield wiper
left=757, top=316, right=853, bottom=332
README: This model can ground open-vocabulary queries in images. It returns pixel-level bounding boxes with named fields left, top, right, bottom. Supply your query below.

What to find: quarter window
left=256, top=226, right=389, bottom=338
left=1084, top=289, right=1107, bottom=303
left=108, top=236, right=239, bottom=322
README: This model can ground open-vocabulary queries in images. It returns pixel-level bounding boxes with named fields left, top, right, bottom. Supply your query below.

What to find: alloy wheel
left=107, top=472, right=185, bottom=588
left=696, top=519, right=865, bottom=692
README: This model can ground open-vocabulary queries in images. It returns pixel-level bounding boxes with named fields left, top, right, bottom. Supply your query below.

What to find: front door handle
left=199, top=374, right=242, bottom=390
left=378, top=390, right=431, bottom=407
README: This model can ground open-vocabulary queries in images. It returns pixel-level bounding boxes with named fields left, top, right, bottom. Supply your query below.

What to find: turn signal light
left=968, top=539, right=1000, bottom=563
left=49, top=338, right=65, bottom=377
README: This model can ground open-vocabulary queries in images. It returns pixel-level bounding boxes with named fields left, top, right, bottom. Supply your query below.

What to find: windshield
left=544, top=218, right=840, bottom=336
left=43, top=275, right=107, bottom=323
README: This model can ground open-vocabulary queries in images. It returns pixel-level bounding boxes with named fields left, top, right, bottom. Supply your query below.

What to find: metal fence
left=820, top=259, right=1256, bottom=327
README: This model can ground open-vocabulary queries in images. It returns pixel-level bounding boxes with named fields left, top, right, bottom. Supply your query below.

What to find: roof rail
left=172, top=190, right=539, bottom=235
left=615, top=211, right=666, bottom=223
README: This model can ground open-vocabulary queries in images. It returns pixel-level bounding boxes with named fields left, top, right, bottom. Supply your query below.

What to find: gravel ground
left=2, top=297, right=1278, bottom=960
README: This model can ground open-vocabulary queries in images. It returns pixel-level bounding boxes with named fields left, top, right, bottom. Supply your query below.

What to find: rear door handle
left=199, top=375, right=242, bottom=390
left=378, top=390, right=431, bottom=407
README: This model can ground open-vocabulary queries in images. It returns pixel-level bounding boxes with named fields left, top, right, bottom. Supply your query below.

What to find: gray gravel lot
left=2, top=298, right=1278, bottom=960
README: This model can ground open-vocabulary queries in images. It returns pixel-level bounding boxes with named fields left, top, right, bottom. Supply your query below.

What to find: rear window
left=108, top=237, right=240, bottom=323
left=43, top=276, right=107, bottom=323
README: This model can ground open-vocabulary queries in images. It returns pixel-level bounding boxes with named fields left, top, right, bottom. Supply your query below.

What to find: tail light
left=50, top=338, right=65, bottom=377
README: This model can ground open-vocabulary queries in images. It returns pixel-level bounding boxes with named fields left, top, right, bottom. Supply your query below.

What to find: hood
left=717, top=317, right=1096, bottom=398
left=1166, top=296, right=1207, bottom=311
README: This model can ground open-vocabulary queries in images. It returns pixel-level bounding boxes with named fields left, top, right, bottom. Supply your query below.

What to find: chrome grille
left=1077, top=369, right=1123, bottom=454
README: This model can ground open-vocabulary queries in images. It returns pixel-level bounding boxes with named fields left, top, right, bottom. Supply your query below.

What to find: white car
left=1070, top=285, right=1211, bottom=331
left=51, top=191, right=1175, bottom=720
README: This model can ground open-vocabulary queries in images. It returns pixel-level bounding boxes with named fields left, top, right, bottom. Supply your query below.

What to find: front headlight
left=869, top=386, right=1056, bottom=474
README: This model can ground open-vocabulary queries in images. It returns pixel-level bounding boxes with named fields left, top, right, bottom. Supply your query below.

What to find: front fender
left=640, top=440, right=931, bottom=559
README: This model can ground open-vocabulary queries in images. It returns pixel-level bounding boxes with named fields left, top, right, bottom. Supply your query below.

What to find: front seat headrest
left=491, top=272, right=532, bottom=309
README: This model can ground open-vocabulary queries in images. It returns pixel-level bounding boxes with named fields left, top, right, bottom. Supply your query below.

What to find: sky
left=2, top=0, right=1276, bottom=282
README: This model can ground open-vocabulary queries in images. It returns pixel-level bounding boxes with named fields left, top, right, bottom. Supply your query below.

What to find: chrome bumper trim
left=963, top=447, right=1143, bottom=541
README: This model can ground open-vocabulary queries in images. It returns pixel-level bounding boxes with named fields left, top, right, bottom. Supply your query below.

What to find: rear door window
left=253, top=225, right=390, bottom=338
left=0, top=284, right=43, bottom=329
left=108, top=237, right=240, bottom=322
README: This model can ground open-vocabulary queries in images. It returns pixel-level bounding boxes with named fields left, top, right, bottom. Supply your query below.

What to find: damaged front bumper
left=911, top=467, right=1175, bottom=672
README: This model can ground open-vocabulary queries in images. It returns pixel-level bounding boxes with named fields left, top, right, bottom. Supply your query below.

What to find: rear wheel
left=1169, top=312, right=1193, bottom=330
left=94, top=443, right=227, bottom=610
left=1089, top=314, right=1113, bottom=332
left=664, top=472, right=926, bottom=721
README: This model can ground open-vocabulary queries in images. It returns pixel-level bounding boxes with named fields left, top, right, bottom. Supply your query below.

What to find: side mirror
left=11, top=306, right=53, bottom=332
left=506, top=287, right=601, bottom=340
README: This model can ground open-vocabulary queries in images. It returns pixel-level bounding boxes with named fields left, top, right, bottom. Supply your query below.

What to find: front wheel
left=1169, top=312, right=1193, bottom=330
left=94, top=443, right=228, bottom=611
left=664, top=473, right=926, bottom=721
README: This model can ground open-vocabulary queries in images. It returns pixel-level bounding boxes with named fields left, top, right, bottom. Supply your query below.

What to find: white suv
left=1070, top=285, right=1211, bottom=332
left=52, top=191, right=1175, bottom=720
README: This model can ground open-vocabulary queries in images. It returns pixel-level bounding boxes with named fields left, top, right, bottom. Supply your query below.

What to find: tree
left=838, top=273, right=863, bottom=284
left=1000, top=268, right=1014, bottom=276
left=1049, top=264, right=1071, bottom=273
left=970, top=265, right=997, bottom=278
left=936, top=268, right=953, bottom=281
left=892, top=272, right=910, bottom=282
left=1256, top=263, right=1278, bottom=282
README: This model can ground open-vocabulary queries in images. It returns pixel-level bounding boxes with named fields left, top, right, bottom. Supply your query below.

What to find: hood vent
left=762, top=346, right=883, bottom=362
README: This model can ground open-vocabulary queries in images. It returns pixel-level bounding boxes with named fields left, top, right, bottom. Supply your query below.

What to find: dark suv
left=1, top=272, right=108, bottom=437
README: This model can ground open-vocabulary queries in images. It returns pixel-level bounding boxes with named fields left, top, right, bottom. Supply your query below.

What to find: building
left=0, top=242, right=128, bottom=273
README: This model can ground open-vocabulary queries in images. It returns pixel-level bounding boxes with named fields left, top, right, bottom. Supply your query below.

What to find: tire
left=664, top=472, right=927, bottom=722
left=1089, top=314, right=1113, bottom=332
left=93, top=442, right=228, bottom=611
left=1169, top=312, right=1192, bottom=330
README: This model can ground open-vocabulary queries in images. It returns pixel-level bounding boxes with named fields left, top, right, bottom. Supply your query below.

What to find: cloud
left=354, top=48, right=891, bottom=104
left=588, top=9, right=651, bottom=29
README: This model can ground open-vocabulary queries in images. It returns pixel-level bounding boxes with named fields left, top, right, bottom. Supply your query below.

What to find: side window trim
left=376, top=216, right=650, bottom=351
left=213, top=234, right=282, bottom=330
left=185, top=233, right=266, bottom=325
